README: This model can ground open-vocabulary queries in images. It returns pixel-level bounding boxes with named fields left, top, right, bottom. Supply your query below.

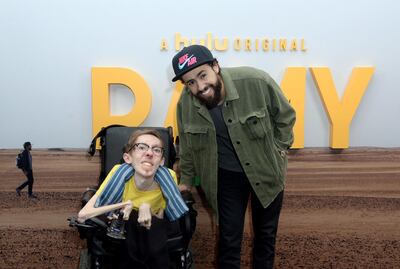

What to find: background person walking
left=16, top=142, right=38, bottom=199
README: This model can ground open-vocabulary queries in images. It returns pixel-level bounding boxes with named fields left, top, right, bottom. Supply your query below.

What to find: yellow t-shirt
left=96, top=164, right=178, bottom=214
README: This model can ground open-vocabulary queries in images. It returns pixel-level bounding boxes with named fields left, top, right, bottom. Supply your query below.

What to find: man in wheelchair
left=72, top=129, right=194, bottom=269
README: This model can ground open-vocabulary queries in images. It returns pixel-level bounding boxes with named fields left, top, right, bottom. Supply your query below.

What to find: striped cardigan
left=95, top=163, right=188, bottom=221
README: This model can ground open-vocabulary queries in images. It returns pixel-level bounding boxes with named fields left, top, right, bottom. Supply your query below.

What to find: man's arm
left=78, top=165, right=132, bottom=222
left=176, top=99, right=196, bottom=190
left=77, top=194, right=132, bottom=223
left=21, top=150, right=29, bottom=174
left=264, top=74, right=296, bottom=150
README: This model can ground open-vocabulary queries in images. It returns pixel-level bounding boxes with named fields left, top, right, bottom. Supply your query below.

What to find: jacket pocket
left=183, top=126, right=209, bottom=151
left=273, top=140, right=288, bottom=178
left=239, top=109, right=271, bottom=140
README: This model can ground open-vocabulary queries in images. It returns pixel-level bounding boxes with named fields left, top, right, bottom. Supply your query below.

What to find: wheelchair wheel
left=182, top=249, right=194, bottom=269
left=171, top=248, right=193, bottom=269
left=78, top=248, right=92, bottom=269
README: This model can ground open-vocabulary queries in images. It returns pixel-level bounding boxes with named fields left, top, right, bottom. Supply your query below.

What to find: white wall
left=1, top=0, right=399, bottom=148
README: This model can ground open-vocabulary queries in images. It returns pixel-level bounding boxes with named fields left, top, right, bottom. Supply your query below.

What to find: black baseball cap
left=171, top=45, right=215, bottom=82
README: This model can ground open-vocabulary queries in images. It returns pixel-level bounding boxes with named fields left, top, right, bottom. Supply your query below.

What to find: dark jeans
left=118, top=211, right=169, bottom=269
left=217, top=168, right=284, bottom=269
left=17, top=170, right=34, bottom=195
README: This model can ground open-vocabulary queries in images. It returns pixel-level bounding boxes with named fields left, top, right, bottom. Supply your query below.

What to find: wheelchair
left=68, top=126, right=197, bottom=269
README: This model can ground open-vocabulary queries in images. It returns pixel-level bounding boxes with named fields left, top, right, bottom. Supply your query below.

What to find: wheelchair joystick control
left=107, top=213, right=126, bottom=240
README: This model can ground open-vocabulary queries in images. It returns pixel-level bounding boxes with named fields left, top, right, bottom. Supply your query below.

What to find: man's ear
left=160, top=157, right=165, bottom=166
left=212, top=62, right=220, bottom=74
left=123, top=153, right=132, bottom=164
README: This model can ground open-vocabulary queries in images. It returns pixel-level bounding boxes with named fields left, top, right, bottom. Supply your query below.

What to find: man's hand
left=172, top=159, right=181, bottom=180
left=122, top=200, right=133, bottom=220
left=77, top=216, right=85, bottom=223
left=138, top=203, right=152, bottom=229
left=154, top=208, right=164, bottom=219
left=178, top=184, right=191, bottom=192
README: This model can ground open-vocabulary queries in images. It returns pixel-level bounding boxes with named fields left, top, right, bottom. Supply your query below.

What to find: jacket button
left=228, top=119, right=232, bottom=123
left=236, top=141, right=240, bottom=144
left=245, top=162, right=250, bottom=166
left=255, top=182, right=260, bottom=186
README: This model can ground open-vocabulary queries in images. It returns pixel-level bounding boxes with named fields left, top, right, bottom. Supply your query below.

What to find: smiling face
left=123, top=133, right=164, bottom=180
left=181, top=62, right=225, bottom=109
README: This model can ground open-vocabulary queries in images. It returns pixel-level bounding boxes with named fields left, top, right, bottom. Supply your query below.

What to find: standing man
left=16, top=142, right=38, bottom=199
left=172, top=45, right=296, bottom=269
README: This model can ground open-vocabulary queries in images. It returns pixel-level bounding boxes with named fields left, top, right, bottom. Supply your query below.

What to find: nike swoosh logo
left=178, top=55, right=194, bottom=70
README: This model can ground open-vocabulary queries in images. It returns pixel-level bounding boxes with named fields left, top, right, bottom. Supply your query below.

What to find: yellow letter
left=290, top=39, right=297, bottom=51
left=245, top=39, right=251, bottom=51
left=160, top=39, right=168, bottom=51
left=214, top=37, right=228, bottom=51
left=301, top=39, right=307, bottom=52
left=190, top=38, right=197, bottom=45
left=262, top=39, right=269, bottom=51
left=206, top=32, right=213, bottom=50
left=234, top=38, right=241, bottom=51
left=92, top=67, right=152, bottom=138
left=279, top=39, right=287, bottom=51
left=280, top=67, right=307, bottom=148
left=164, top=81, right=185, bottom=140
left=175, top=33, right=189, bottom=50
left=310, top=67, right=375, bottom=148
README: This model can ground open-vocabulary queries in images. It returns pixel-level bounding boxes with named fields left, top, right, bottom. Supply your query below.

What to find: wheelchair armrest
left=68, top=216, right=108, bottom=230
left=86, top=217, right=108, bottom=229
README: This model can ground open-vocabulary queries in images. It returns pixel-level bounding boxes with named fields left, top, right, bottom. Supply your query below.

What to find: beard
left=195, top=76, right=223, bottom=109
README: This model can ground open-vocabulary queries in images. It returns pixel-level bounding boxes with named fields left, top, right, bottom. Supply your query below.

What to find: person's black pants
left=118, top=211, right=170, bottom=269
left=217, top=168, right=284, bottom=269
left=17, top=170, right=34, bottom=195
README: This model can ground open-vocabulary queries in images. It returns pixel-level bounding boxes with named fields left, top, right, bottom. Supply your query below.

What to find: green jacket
left=177, top=66, right=296, bottom=214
